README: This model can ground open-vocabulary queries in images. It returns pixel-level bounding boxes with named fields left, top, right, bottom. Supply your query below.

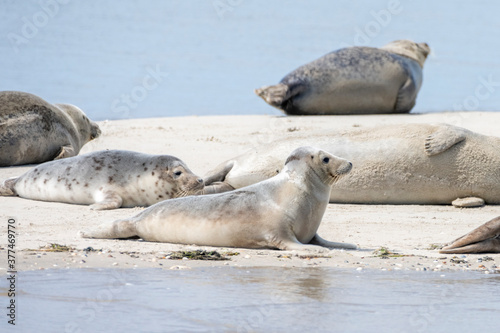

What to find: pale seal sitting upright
left=0, top=150, right=204, bottom=210
left=0, top=91, right=101, bottom=166
left=80, top=147, right=357, bottom=252
left=440, top=216, right=500, bottom=254
left=255, top=40, right=430, bottom=115
left=204, top=123, right=500, bottom=207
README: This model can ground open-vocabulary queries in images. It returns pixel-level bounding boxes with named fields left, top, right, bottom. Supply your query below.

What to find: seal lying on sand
left=0, top=150, right=204, bottom=210
left=255, top=40, right=430, bottom=115
left=80, top=147, right=357, bottom=252
left=440, top=217, right=500, bottom=254
left=0, top=91, right=101, bottom=166
left=204, top=123, right=500, bottom=208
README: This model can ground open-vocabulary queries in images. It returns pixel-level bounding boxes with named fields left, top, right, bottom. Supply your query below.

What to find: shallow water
left=1, top=267, right=499, bottom=332
left=1, top=1, right=500, bottom=120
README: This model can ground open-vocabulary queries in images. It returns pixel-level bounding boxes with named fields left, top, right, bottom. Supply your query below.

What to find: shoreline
left=1, top=112, right=500, bottom=273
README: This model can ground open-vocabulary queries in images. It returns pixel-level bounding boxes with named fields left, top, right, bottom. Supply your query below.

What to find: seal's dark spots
left=311, top=155, right=314, bottom=159
left=152, top=171, right=155, bottom=176
left=108, top=176, right=113, bottom=183
left=322, top=157, right=330, bottom=164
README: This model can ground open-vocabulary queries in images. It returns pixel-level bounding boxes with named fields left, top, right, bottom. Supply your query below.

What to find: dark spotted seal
left=0, top=91, right=101, bottom=166
left=0, top=150, right=204, bottom=210
left=255, top=40, right=430, bottom=115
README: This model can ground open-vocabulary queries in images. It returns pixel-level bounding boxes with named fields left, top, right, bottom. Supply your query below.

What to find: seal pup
left=440, top=216, right=500, bottom=254
left=0, top=150, right=204, bottom=210
left=255, top=40, right=430, bottom=115
left=0, top=91, right=101, bottom=166
left=80, top=147, right=357, bottom=252
left=204, top=123, right=500, bottom=207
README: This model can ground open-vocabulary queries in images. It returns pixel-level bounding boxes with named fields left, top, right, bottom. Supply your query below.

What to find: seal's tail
left=0, top=178, right=18, bottom=196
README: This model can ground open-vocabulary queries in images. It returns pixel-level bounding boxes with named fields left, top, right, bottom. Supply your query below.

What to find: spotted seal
left=0, top=150, right=204, bottom=210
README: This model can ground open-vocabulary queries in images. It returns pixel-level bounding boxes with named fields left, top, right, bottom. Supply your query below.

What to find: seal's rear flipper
left=439, top=239, right=500, bottom=254
left=439, top=216, right=500, bottom=253
left=425, top=124, right=467, bottom=156
left=310, top=233, right=357, bottom=250
left=54, top=145, right=76, bottom=160
left=79, top=218, right=137, bottom=239
left=204, top=161, right=234, bottom=185
left=255, top=83, right=289, bottom=108
left=255, top=81, right=306, bottom=112
left=0, top=178, right=18, bottom=196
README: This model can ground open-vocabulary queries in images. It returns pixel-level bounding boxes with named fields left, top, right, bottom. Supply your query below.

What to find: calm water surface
left=1, top=1, right=500, bottom=120
left=1, top=267, right=499, bottom=332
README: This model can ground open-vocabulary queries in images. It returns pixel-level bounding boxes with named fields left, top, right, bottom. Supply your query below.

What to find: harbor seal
left=255, top=39, right=430, bottom=115
left=440, top=216, right=500, bottom=254
left=0, top=91, right=101, bottom=166
left=80, top=146, right=357, bottom=252
left=204, top=123, right=500, bottom=207
left=0, top=150, right=204, bottom=210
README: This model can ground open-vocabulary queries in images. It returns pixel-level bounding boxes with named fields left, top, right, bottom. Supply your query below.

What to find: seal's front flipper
left=452, top=197, right=485, bottom=208
left=79, top=218, right=137, bottom=239
left=0, top=177, right=18, bottom=196
left=54, top=145, right=76, bottom=160
left=310, top=233, right=357, bottom=250
left=202, top=182, right=235, bottom=195
left=204, top=161, right=234, bottom=185
left=425, top=124, right=467, bottom=156
left=394, top=77, right=417, bottom=113
left=90, top=191, right=123, bottom=210
left=439, top=216, right=500, bottom=253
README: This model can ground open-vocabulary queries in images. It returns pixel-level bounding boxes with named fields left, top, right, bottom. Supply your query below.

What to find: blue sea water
left=1, top=0, right=500, bottom=121
left=1, top=267, right=500, bottom=332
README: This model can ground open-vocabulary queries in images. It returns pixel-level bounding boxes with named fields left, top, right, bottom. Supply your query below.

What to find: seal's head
left=160, top=157, right=205, bottom=197
left=56, top=103, right=101, bottom=146
left=284, top=146, right=352, bottom=186
left=381, top=39, right=430, bottom=68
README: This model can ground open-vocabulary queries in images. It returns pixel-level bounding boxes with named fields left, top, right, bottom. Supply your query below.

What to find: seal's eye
left=322, top=157, right=330, bottom=164
left=174, top=171, right=182, bottom=177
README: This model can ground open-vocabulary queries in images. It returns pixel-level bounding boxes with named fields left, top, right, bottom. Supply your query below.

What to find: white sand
left=1, top=112, right=499, bottom=272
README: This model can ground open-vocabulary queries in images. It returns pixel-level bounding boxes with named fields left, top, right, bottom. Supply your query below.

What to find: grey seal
left=440, top=216, right=500, bottom=254
left=0, top=91, right=101, bottom=166
left=0, top=150, right=204, bottom=210
left=80, top=146, right=357, bottom=252
left=204, top=123, right=500, bottom=207
left=255, top=40, right=430, bottom=115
